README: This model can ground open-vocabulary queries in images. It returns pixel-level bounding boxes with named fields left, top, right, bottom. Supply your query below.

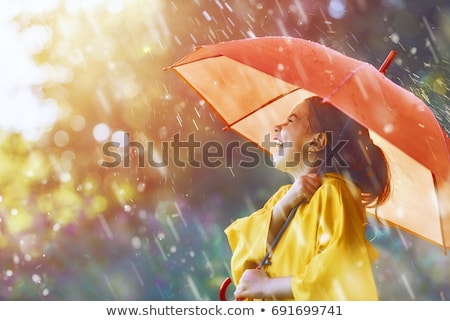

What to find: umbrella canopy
left=167, top=36, right=450, bottom=252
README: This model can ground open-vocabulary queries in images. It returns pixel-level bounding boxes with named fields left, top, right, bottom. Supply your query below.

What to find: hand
left=234, top=269, right=269, bottom=300
left=283, top=173, right=322, bottom=209
left=269, top=173, right=322, bottom=244
left=293, top=172, right=322, bottom=201
left=234, top=269, right=293, bottom=300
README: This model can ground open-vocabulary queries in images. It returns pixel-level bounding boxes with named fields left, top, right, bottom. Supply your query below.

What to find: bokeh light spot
left=70, top=115, right=86, bottom=131
left=54, top=130, right=70, bottom=147
left=328, top=0, right=346, bottom=19
left=93, top=123, right=111, bottom=142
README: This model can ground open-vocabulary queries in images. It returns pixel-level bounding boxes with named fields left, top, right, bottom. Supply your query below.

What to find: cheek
left=289, top=129, right=311, bottom=149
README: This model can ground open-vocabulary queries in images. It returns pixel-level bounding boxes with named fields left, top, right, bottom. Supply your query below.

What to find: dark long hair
left=307, top=96, right=391, bottom=207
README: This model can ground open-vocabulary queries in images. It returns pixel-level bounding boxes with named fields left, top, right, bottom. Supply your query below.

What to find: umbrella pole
left=219, top=202, right=302, bottom=301
left=257, top=202, right=302, bottom=268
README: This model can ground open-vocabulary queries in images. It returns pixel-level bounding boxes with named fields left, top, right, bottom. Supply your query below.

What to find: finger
left=300, top=179, right=321, bottom=200
left=304, top=174, right=322, bottom=189
left=302, top=178, right=318, bottom=194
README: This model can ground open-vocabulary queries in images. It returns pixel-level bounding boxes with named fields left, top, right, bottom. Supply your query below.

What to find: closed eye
left=287, top=114, right=297, bottom=123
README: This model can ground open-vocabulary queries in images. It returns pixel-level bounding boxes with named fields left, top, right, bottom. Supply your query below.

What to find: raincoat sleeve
left=291, top=180, right=378, bottom=300
left=224, top=185, right=290, bottom=285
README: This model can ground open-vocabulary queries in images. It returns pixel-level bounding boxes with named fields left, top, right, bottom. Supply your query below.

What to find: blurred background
left=0, top=0, right=449, bottom=300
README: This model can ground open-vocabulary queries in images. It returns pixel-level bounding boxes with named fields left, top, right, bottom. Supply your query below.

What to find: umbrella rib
left=223, top=88, right=303, bottom=131
left=322, top=63, right=368, bottom=103
left=433, top=174, right=449, bottom=255
left=169, top=68, right=232, bottom=126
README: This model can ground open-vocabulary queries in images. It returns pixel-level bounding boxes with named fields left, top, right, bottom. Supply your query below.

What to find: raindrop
left=328, top=0, right=346, bottom=19
left=42, top=288, right=50, bottom=296
left=137, top=182, right=146, bottom=193
left=422, top=16, right=436, bottom=42
left=401, top=274, right=416, bottom=300
left=176, top=113, right=183, bottom=127
left=192, top=119, right=199, bottom=130
left=31, top=274, right=41, bottom=284
left=103, top=275, right=118, bottom=300
left=202, top=251, right=214, bottom=277
left=153, top=235, right=168, bottom=261
left=131, top=236, right=141, bottom=249
left=131, top=261, right=144, bottom=287
left=98, top=214, right=114, bottom=240
left=389, top=32, right=400, bottom=44
left=277, top=63, right=285, bottom=72
left=60, top=172, right=72, bottom=182
left=214, top=0, right=224, bottom=10
left=202, top=10, right=212, bottom=22
left=185, top=274, right=203, bottom=300
left=159, top=126, right=168, bottom=139
left=53, top=223, right=61, bottom=232
left=383, top=123, right=394, bottom=133
left=224, top=2, right=233, bottom=12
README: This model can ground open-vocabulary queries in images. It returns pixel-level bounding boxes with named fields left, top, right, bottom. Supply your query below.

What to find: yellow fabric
left=224, top=173, right=379, bottom=301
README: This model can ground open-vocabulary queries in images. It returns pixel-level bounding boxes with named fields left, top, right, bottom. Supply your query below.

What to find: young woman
left=224, top=96, right=390, bottom=300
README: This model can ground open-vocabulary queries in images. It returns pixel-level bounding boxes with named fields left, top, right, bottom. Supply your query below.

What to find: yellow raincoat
left=225, top=173, right=379, bottom=300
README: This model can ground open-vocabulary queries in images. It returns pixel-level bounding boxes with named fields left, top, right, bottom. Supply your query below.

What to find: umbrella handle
left=219, top=277, right=245, bottom=301
left=219, top=277, right=233, bottom=301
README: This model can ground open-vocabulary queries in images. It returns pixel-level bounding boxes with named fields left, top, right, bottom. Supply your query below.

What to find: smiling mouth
left=274, top=137, right=284, bottom=148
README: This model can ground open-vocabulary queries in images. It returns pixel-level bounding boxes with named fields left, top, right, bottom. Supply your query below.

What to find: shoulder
left=308, top=173, right=363, bottom=216
left=319, top=173, right=361, bottom=201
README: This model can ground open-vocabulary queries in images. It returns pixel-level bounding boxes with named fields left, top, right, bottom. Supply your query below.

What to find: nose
left=274, top=121, right=288, bottom=133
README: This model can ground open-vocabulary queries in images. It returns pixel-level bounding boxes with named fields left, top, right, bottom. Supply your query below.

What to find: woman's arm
left=269, top=173, right=321, bottom=245
left=233, top=173, right=322, bottom=300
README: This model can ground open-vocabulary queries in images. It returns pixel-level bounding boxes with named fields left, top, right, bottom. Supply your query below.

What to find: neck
left=285, top=165, right=314, bottom=180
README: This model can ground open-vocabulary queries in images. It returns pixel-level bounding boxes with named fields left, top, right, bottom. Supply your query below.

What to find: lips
left=274, top=134, right=283, bottom=147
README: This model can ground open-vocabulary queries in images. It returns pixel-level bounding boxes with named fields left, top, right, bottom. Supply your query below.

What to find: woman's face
left=272, top=100, right=317, bottom=174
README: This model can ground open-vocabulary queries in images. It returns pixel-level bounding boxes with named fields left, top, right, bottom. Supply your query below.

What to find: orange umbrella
left=167, top=36, right=450, bottom=255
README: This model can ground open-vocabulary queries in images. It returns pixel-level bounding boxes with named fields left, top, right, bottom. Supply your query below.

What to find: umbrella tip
left=379, top=50, right=397, bottom=74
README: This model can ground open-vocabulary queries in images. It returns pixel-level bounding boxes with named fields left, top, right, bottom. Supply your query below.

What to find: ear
left=309, top=132, right=327, bottom=152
